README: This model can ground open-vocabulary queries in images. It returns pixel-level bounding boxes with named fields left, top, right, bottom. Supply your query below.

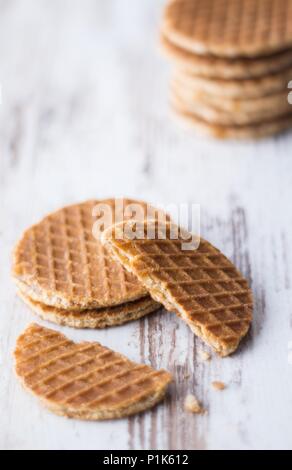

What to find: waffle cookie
left=12, top=199, right=166, bottom=311
left=160, top=34, right=292, bottom=79
left=17, top=290, right=160, bottom=329
left=101, top=220, right=253, bottom=356
left=174, top=66, right=292, bottom=99
left=161, top=0, right=292, bottom=58
left=160, top=0, right=292, bottom=139
left=14, top=323, right=172, bottom=420
left=172, top=103, right=292, bottom=139
left=171, top=85, right=291, bottom=115
left=171, top=86, right=292, bottom=126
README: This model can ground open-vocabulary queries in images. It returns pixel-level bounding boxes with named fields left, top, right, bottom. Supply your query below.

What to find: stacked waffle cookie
left=12, top=199, right=162, bottom=329
left=160, top=0, right=292, bottom=139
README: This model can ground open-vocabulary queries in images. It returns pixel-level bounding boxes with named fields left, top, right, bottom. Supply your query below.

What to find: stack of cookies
left=160, top=0, right=292, bottom=139
left=12, top=199, right=161, bottom=329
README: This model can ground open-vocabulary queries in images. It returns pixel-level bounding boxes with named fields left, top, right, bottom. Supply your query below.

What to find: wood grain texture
left=1, top=0, right=292, bottom=450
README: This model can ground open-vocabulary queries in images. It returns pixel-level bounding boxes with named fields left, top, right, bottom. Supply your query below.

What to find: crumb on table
left=184, top=394, right=206, bottom=414
left=211, top=381, right=226, bottom=391
left=198, top=350, right=211, bottom=361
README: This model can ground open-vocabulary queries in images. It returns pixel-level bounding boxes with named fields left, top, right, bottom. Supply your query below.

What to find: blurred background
left=1, top=0, right=292, bottom=450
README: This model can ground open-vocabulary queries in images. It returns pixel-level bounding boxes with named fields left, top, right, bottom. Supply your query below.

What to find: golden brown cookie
left=171, top=82, right=291, bottom=114
left=14, top=323, right=172, bottom=420
left=160, top=33, right=292, bottom=79
left=17, top=289, right=161, bottom=329
left=102, top=220, right=253, bottom=356
left=161, top=0, right=292, bottom=58
left=171, top=101, right=292, bottom=139
left=12, top=199, right=167, bottom=310
left=174, top=65, right=292, bottom=99
left=170, top=85, right=292, bottom=126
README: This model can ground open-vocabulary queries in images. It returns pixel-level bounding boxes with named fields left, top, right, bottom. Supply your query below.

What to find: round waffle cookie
left=14, top=323, right=172, bottom=420
left=174, top=65, right=292, bottom=98
left=17, top=289, right=161, bottom=329
left=172, top=102, right=292, bottom=139
left=161, top=0, right=292, bottom=58
left=160, top=34, right=292, bottom=79
left=171, top=86, right=292, bottom=126
left=12, top=199, right=166, bottom=311
left=102, top=220, right=253, bottom=357
left=171, top=84, right=291, bottom=115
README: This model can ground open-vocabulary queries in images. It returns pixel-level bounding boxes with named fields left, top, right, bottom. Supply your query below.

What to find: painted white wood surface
left=1, top=0, right=292, bottom=450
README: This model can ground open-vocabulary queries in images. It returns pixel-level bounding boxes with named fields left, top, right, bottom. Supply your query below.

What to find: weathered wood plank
left=1, top=0, right=292, bottom=450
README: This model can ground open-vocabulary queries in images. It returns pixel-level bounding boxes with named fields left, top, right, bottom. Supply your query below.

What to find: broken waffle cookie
left=14, top=323, right=172, bottom=420
left=101, top=220, right=253, bottom=356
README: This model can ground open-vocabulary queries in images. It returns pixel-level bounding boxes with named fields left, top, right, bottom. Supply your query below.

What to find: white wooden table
left=1, top=0, right=292, bottom=451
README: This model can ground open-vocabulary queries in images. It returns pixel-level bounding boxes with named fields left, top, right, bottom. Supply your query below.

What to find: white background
left=1, top=0, right=292, bottom=450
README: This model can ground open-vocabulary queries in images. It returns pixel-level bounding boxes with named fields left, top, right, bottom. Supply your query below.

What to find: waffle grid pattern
left=13, top=200, right=147, bottom=309
left=104, top=221, right=252, bottom=355
left=163, top=0, right=292, bottom=56
left=15, top=324, right=171, bottom=416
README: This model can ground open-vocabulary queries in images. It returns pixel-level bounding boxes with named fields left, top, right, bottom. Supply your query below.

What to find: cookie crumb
left=198, top=350, right=211, bottom=362
left=211, top=381, right=226, bottom=391
left=184, top=394, right=206, bottom=414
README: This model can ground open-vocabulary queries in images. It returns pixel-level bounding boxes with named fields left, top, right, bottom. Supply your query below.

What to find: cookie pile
left=12, top=199, right=253, bottom=420
left=160, top=0, right=292, bottom=139
left=12, top=199, right=161, bottom=329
